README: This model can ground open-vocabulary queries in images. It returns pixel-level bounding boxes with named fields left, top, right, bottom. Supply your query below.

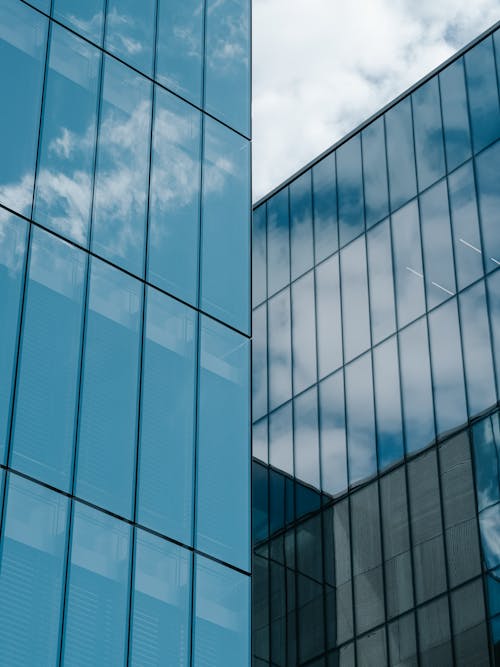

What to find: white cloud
left=252, top=0, right=500, bottom=200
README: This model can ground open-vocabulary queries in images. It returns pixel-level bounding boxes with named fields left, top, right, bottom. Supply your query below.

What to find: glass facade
left=0, top=0, right=250, bottom=665
left=252, top=22, right=500, bottom=666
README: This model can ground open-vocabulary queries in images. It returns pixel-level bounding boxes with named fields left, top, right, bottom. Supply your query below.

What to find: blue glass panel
left=290, top=172, right=314, bottom=279
left=267, top=189, right=290, bottom=296
left=130, top=530, right=191, bottom=666
left=487, top=270, right=500, bottom=394
left=252, top=204, right=267, bottom=307
left=269, top=401, right=293, bottom=477
left=105, top=0, right=156, bottom=75
left=399, top=318, right=435, bottom=453
left=92, top=57, right=152, bottom=277
left=0, top=211, right=27, bottom=463
left=385, top=98, right=417, bottom=212
left=476, top=140, right=500, bottom=273
left=479, top=503, right=500, bottom=570
left=268, top=288, right=292, bottom=411
left=420, top=179, right=456, bottom=308
left=156, top=0, right=203, bottom=106
left=11, top=229, right=85, bottom=491
left=412, top=77, right=446, bottom=191
left=294, top=386, right=320, bottom=489
left=201, top=118, right=250, bottom=333
left=472, top=413, right=500, bottom=512
left=465, top=36, right=500, bottom=153
left=459, top=282, right=496, bottom=417
left=252, top=462, right=268, bottom=543
left=252, top=303, right=268, bottom=421
left=428, top=299, right=467, bottom=435
left=439, top=58, right=472, bottom=171
left=340, top=236, right=370, bottom=363
left=313, top=153, right=338, bottom=261
left=362, top=117, right=389, bottom=229
left=373, top=337, right=404, bottom=471
left=487, top=566, right=500, bottom=616
left=53, top=0, right=105, bottom=45
left=34, top=25, right=100, bottom=246
left=292, top=271, right=317, bottom=395
left=448, top=161, right=483, bottom=290
left=76, top=259, right=142, bottom=519
left=0, top=1, right=46, bottom=215
left=137, top=288, right=196, bottom=545
left=337, top=135, right=364, bottom=247
left=29, top=0, right=51, bottom=11
left=252, top=416, right=268, bottom=464
left=204, top=0, right=250, bottom=136
left=391, top=200, right=425, bottom=328
left=316, top=254, right=343, bottom=378
left=319, top=370, right=347, bottom=496
left=345, top=352, right=376, bottom=486
left=62, top=503, right=131, bottom=665
left=148, top=88, right=201, bottom=305
left=197, top=317, right=250, bottom=571
left=367, top=218, right=396, bottom=345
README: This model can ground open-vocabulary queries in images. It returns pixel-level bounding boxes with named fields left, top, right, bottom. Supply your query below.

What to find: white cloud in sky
left=252, top=0, right=500, bottom=201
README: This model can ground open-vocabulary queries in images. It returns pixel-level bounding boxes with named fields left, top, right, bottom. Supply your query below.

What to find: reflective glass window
left=0, top=212, right=27, bottom=463
left=391, top=200, right=425, bottom=328
left=252, top=416, right=268, bottom=464
left=290, top=172, right=314, bottom=279
left=0, top=474, right=68, bottom=667
left=487, top=270, right=500, bottom=392
left=201, top=118, right=250, bottom=333
left=345, top=352, right=376, bottom=486
left=333, top=499, right=353, bottom=643
left=294, top=386, right=320, bottom=489
left=0, top=1, right=46, bottom=215
left=319, top=370, right=347, bottom=496
left=459, top=282, right=496, bottom=417
left=193, top=556, right=250, bottom=667
left=313, top=153, right=338, bottom=261
left=253, top=303, right=268, bottom=421
left=34, top=25, right=100, bottom=246
left=292, top=271, right=317, bottom=395
left=373, top=337, right=404, bottom=471
left=252, top=462, right=269, bottom=545
left=385, top=98, right=417, bottom=212
left=29, top=0, right=51, bottom=11
left=439, top=58, right=472, bottom=171
left=105, top=0, right=156, bottom=75
left=148, top=88, right=201, bottom=306
left=476, top=140, right=500, bottom=273
left=340, top=236, right=370, bottom=363
left=92, top=57, right=152, bottom=277
left=269, top=401, right=293, bottom=477
left=130, top=530, right=191, bottom=666
left=204, top=0, right=250, bottom=137
left=367, top=218, right=396, bottom=344
left=412, top=77, right=446, bottom=191
left=196, top=317, right=250, bottom=571
left=451, top=580, right=489, bottom=666
left=156, top=0, right=203, bottom=106
left=11, top=229, right=85, bottom=491
left=76, top=259, right=142, bottom=519
left=362, top=117, right=389, bottom=229
left=417, top=597, right=452, bottom=666
left=268, top=288, right=292, bottom=410
left=53, top=0, right=105, bottom=45
left=337, top=135, right=364, bottom=247
left=399, top=317, right=435, bottom=453
left=448, top=161, right=483, bottom=290
left=267, top=189, right=290, bottom=296
left=316, top=254, right=342, bottom=378
left=465, top=36, right=500, bottom=153
left=252, top=204, right=267, bottom=307
left=480, top=502, right=500, bottom=570
left=388, top=613, right=417, bottom=666
left=62, top=503, right=131, bottom=664
left=137, top=288, right=197, bottom=545
left=472, top=413, right=500, bottom=512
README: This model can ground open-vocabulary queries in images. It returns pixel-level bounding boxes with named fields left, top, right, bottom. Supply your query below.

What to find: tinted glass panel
left=367, top=218, right=396, bottom=344
left=388, top=613, right=417, bottom=666
left=252, top=204, right=267, bottom=307
left=53, top=0, right=105, bottom=44
left=252, top=417, right=268, bottom=464
left=292, top=271, right=317, bottom=395
left=417, top=597, right=452, bottom=666
left=362, top=117, right=389, bottom=228
left=294, top=386, right=320, bottom=489
left=105, top=0, right=156, bottom=75
left=316, top=254, right=343, bottom=378
left=269, top=402, right=293, bottom=477
left=385, top=98, right=417, bottom=211
left=412, top=77, right=446, bottom=191
left=253, top=304, right=268, bottom=421
left=465, top=36, right=500, bottom=153
left=472, top=413, right=500, bottom=512
left=267, top=189, right=290, bottom=296
left=313, top=153, right=338, bottom=261
left=488, top=270, right=500, bottom=392
left=440, top=58, right=472, bottom=171
left=268, top=289, right=292, bottom=410
left=337, top=135, right=364, bottom=246
left=290, top=172, right=314, bottom=279
left=340, top=236, right=370, bottom=363
left=319, top=370, right=347, bottom=496
left=479, top=502, right=500, bottom=570
left=476, top=140, right=500, bottom=273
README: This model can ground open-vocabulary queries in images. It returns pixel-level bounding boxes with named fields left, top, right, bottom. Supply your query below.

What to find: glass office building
left=252, top=21, right=500, bottom=667
left=0, top=0, right=250, bottom=664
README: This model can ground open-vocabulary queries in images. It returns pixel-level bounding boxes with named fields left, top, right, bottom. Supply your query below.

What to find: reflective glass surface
left=253, top=304, right=268, bottom=421
left=319, top=370, right=347, bottom=495
left=312, top=153, right=338, bottom=261
left=316, top=254, right=343, bottom=378
left=367, top=218, right=396, bottom=344
left=253, top=204, right=267, bottom=307
left=362, top=117, right=389, bottom=229
left=269, top=401, right=293, bottom=477
left=340, top=236, right=370, bottom=363
left=439, top=58, right=472, bottom=171
left=337, top=135, right=364, bottom=247
left=465, top=36, right=500, bottom=153
left=412, top=77, right=446, bottom=191
left=267, top=188, right=290, bottom=296
left=292, top=271, right=317, bottom=395
left=476, top=139, right=500, bottom=273
left=268, top=288, right=292, bottom=410
left=105, top=0, right=156, bottom=75
left=290, top=172, right=314, bottom=279
left=294, top=386, right=320, bottom=489
left=487, top=269, right=500, bottom=393
left=53, top=0, right=105, bottom=45
left=385, top=97, right=417, bottom=211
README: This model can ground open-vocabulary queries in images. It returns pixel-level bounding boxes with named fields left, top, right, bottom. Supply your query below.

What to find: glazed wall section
left=0, top=0, right=251, bottom=665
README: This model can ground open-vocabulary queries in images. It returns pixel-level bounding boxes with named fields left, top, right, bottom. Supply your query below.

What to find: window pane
left=385, top=98, right=417, bottom=212
left=268, top=288, right=292, bottom=410
left=440, top=58, right=472, bottom=171
left=292, top=271, right=317, bottom=395
left=76, top=259, right=142, bottom=519
left=465, top=36, right=500, bottom=153
left=252, top=204, right=267, bottom=307
left=269, top=401, right=293, bottom=477
left=412, top=77, right=446, bottom=191
left=0, top=1, right=46, bottom=215
left=487, top=270, right=500, bottom=393
left=388, top=613, right=417, bottom=667
left=333, top=499, right=354, bottom=643
left=130, top=531, right=191, bottom=666
left=267, top=189, right=290, bottom=296
left=362, top=117, right=389, bottom=229
left=201, top=118, right=250, bottom=333
left=62, top=503, right=131, bottom=665
left=53, top=0, right=105, bottom=44
left=316, top=254, right=343, bottom=378
left=148, top=88, right=201, bottom=305
left=337, top=135, right=364, bottom=247
left=313, top=153, right=338, bottom=261
left=367, top=218, right=396, bottom=344
left=12, top=229, right=85, bottom=491
left=197, top=317, right=250, bottom=571
left=476, top=139, right=500, bottom=273
left=105, top=0, right=156, bottom=75
left=472, top=413, right=500, bottom=512
left=294, top=386, right=320, bottom=489
left=0, top=211, right=27, bottom=463
left=290, top=172, right=314, bottom=279
left=34, top=25, right=100, bottom=246
left=92, top=57, right=152, bottom=277
left=319, top=370, right=347, bottom=496
left=0, top=474, right=68, bottom=667
left=340, top=236, right=370, bottom=363
left=451, top=580, right=489, bottom=666
left=417, top=597, right=452, bottom=666
left=252, top=417, right=268, bottom=464
left=253, top=303, right=268, bottom=421
left=137, top=288, right=197, bottom=545
left=479, top=502, right=500, bottom=570
left=357, top=627, right=387, bottom=666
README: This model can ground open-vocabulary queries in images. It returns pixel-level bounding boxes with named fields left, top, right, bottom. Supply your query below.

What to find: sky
left=252, top=0, right=500, bottom=201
